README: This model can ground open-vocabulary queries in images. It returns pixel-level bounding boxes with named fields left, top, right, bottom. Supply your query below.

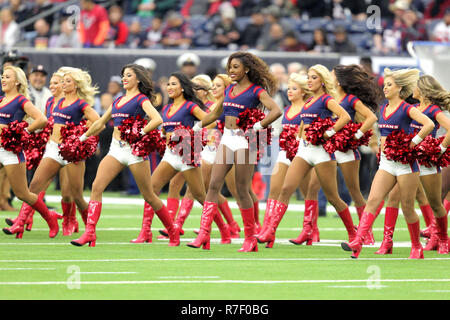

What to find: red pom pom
left=323, top=122, right=374, bottom=153
left=279, top=125, right=299, bottom=161
left=384, top=130, right=415, bottom=164
left=168, top=125, right=205, bottom=166
left=132, top=129, right=166, bottom=157
left=236, top=108, right=266, bottom=132
left=59, top=121, right=99, bottom=163
left=23, top=117, right=54, bottom=169
left=305, top=117, right=335, bottom=146
left=414, top=136, right=450, bottom=168
left=118, top=115, right=148, bottom=145
left=0, top=121, right=29, bottom=154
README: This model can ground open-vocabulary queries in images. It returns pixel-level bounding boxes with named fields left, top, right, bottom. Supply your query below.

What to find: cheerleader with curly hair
left=341, top=68, right=435, bottom=259
left=187, top=51, right=282, bottom=251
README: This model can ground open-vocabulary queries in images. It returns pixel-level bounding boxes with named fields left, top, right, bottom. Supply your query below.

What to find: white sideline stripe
left=1, top=279, right=450, bottom=285
left=158, top=276, right=220, bottom=279
left=0, top=268, right=56, bottom=270
left=19, top=195, right=425, bottom=216
left=1, top=257, right=450, bottom=263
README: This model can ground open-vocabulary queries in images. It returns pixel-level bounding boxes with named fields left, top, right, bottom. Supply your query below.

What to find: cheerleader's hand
left=409, top=134, right=423, bottom=148
left=354, top=129, right=364, bottom=140
left=439, top=144, right=447, bottom=156
left=323, top=128, right=336, bottom=140
left=192, top=122, right=202, bottom=133
left=253, top=121, right=263, bottom=131
left=79, top=133, right=88, bottom=142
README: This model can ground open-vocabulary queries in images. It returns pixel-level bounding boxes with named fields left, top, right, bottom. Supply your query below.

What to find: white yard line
left=1, top=278, right=450, bottom=285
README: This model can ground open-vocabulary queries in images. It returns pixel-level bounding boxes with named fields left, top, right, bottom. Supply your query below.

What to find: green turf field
left=1, top=193, right=449, bottom=300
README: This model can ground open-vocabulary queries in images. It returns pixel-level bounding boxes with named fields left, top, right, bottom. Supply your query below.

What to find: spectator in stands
left=259, top=5, right=297, bottom=42
left=257, top=22, right=284, bottom=51
left=432, top=7, right=450, bottom=42
left=0, top=7, right=20, bottom=51
left=28, top=65, right=52, bottom=116
left=211, top=3, right=241, bottom=49
left=239, top=9, right=266, bottom=50
left=307, top=27, right=331, bottom=53
left=127, top=18, right=144, bottom=48
left=137, top=0, right=179, bottom=19
left=282, top=31, right=308, bottom=52
left=331, top=25, right=357, bottom=53
left=79, top=0, right=110, bottom=48
left=105, top=5, right=129, bottom=48
left=373, top=1, right=427, bottom=54
left=134, top=57, right=164, bottom=110
left=176, top=52, right=200, bottom=78
left=49, top=16, right=82, bottom=48
left=141, top=16, right=163, bottom=49
left=107, top=75, right=124, bottom=101
left=160, top=11, right=193, bottom=49
left=31, top=18, right=51, bottom=49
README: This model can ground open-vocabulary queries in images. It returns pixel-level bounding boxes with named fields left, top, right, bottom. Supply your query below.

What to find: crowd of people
left=0, top=45, right=449, bottom=259
left=0, top=0, right=449, bottom=54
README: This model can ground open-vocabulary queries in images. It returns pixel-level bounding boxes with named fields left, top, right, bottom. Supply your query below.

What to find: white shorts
left=42, top=140, right=68, bottom=166
left=107, top=138, right=148, bottom=166
left=276, top=150, right=292, bottom=166
left=161, top=147, right=195, bottom=172
left=335, top=149, right=361, bottom=164
left=419, top=164, right=440, bottom=176
left=295, top=139, right=336, bottom=166
left=201, top=145, right=217, bottom=164
left=379, top=153, right=419, bottom=177
left=0, top=147, right=25, bottom=166
left=219, top=128, right=248, bottom=152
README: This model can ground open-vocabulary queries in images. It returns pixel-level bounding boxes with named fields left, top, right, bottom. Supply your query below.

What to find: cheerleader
left=129, top=71, right=213, bottom=245
left=256, top=72, right=312, bottom=247
left=158, top=74, right=240, bottom=243
left=4, top=67, right=100, bottom=239
left=71, top=64, right=167, bottom=247
left=0, top=66, right=59, bottom=239
left=257, top=64, right=356, bottom=247
left=375, top=75, right=450, bottom=254
left=5, top=69, right=80, bottom=235
left=187, top=51, right=282, bottom=251
left=341, top=68, right=435, bottom=259
left=289, top=64, right=382, bottom=246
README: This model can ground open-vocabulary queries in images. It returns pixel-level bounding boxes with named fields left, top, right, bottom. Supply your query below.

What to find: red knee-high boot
left=154, top=205, right=180, bottom=246
left=419, top=204, right=435, bottom=239
left=444, top=199, right=450, bottom=214
left=70, top=202, right=79, bottom=233
left=5, top=191, right=47, bottom=231
left=160, top=198, right=194, bottom=237
left=257, top=201, right=287, bottom=249
left=289, top=200, right=316, bottom=246
left=71, top=201, right=102, bottom=247
left=239, top=206, right=259, bottom=252
left=341, top=211, right=377, bottom=258
left=61, top=200, right=74, bottom=236
left=357, top=205, right=374, bottom=245
left=407, top=220, right=424, bottom=259
left=187, top=201, right=217, bottom=249
left=337, top=207, right=357, bottom=242
left=435, top=213, right=449, bottom=254
left=131, top=202, right=154, bottom=243
left=311, top=202, right=320, bottom=243
left=158, top=198, right=180, bottom=239
left=219, top=199, right=240, bottom=238
left=31, top=195, right=61, bottom=238
left=257, top=198, right=275, bottom=238
left=375, top=207, right=399, bottom=254
left=213, top=209, right=231, bottom=244
left=2, top=201, right=35, bottom=238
